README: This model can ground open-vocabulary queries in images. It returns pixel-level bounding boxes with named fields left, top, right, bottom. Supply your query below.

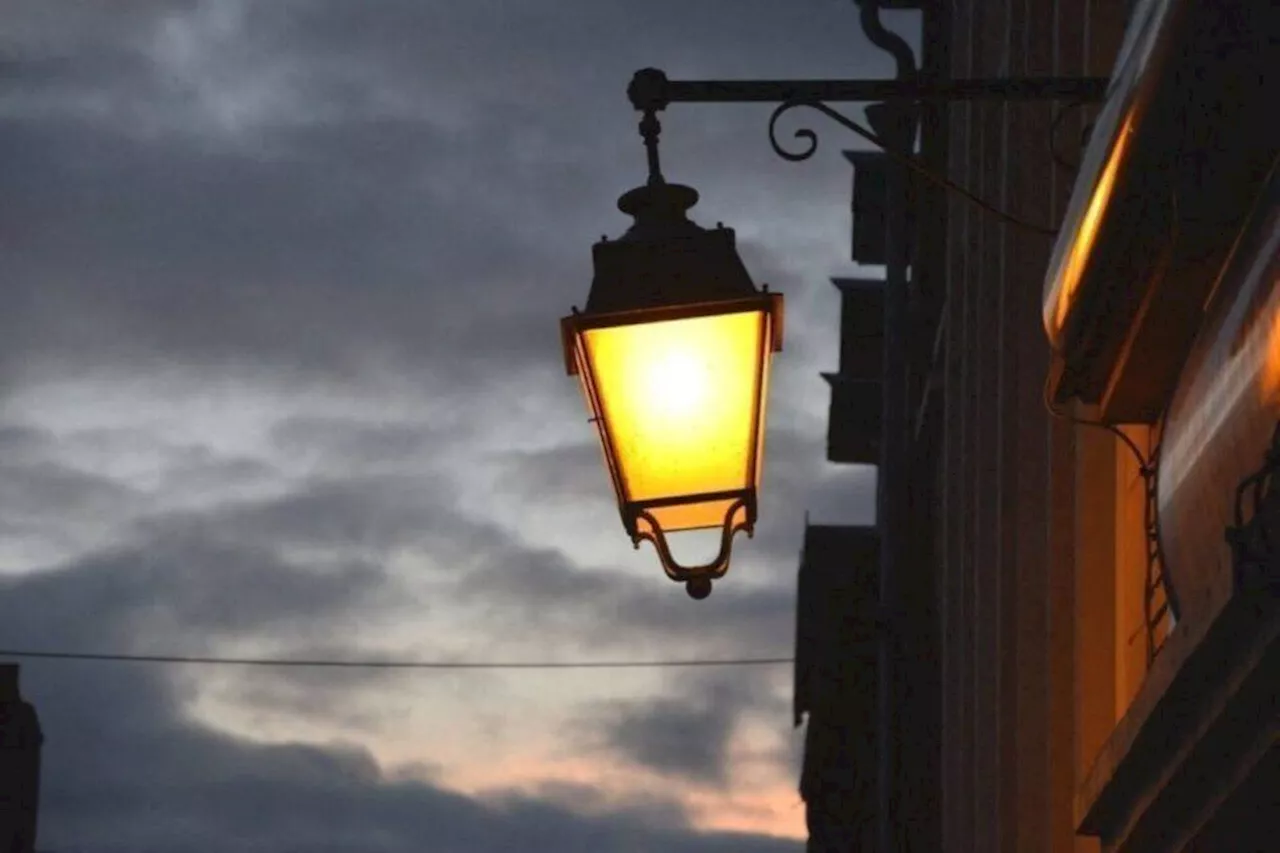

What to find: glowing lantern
left=561, top=178, right=783, bottom=599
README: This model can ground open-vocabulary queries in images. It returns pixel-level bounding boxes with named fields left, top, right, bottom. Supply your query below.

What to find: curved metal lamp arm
left=633, top=499, right=753, bottom=599
left=768, top=97, right=883, bottom=162
left=768, top=98, right=1060, bottom=236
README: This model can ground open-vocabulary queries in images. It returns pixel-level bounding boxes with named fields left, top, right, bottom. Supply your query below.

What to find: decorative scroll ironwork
left=633, top=498, right=752, bottom=599
left=767, top=99, right=837, bottom=162
left=767, top=98, right=910, bottom=163
left=767, top=98, right=1060, bottom=236
left=1142, top=442, right=1171, bottom=665
left=1226, top=422, right=1280, bottom=593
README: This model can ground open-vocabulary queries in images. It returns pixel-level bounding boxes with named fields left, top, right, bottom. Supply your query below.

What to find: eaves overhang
left=1075, top=579, right=1280, bottom=852
left=1042, top=0, right=1280, bottom=423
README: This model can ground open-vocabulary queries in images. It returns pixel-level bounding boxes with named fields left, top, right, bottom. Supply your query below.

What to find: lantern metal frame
left=563, top=291, right=783, bottom=593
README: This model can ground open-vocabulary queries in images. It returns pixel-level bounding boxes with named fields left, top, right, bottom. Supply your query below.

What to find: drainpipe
left=855, top=3, right=918, bottom=851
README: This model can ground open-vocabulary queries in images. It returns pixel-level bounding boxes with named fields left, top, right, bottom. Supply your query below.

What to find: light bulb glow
left=581, top=309, right=770, bottom=532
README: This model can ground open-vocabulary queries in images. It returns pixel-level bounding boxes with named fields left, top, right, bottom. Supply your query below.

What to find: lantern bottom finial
left=685, top=578, right=713, bottom=600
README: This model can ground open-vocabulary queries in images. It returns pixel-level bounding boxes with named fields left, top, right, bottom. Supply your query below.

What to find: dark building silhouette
left=822, top=275, right=883, bottom=467
left=793, top=524, right=879, bottom=852
left=0, top=664, right=42, bottom=853
left=800, top=0, right=1279, bottom=850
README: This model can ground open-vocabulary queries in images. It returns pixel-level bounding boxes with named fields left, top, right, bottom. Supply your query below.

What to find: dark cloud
left=449, top=522, right=797, bottom=660
left=0, top=458, right=140, bottom=531
left=0, top=113, right=570, bottom=390
left=22, top=660, right=801, bottom=853
left=0, top=528, right=389, bottom=659
left=141, top=472, right=455, bottom=556
left=588, top=672, right=783, bottom=785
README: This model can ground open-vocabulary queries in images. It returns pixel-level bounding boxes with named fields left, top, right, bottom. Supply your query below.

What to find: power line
left=0, top=648, right=793, bottom=670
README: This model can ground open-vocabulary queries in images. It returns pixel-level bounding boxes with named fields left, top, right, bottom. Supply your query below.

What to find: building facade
left=794, top=524, right=880, bottom=851
left=797, top=0, right=1278, bottom=851
left=0, top=664, right=42, bottom=853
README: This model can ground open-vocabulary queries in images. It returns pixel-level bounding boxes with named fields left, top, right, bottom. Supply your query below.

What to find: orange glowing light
left=1052, top=112, right=1137, bottom=334
left=1261, top=283, right=1280, bottom=405
left=579, top=309, right=771, bottom=532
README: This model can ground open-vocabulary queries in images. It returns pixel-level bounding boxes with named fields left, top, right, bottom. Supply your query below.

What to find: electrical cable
left=1043, top=369, right=1173, bottom=665
left=795, top=100, right=1061, bottom=237
left=0, top=648, right=793, bottom=670
left=1042, top=371, right=1150, bottom=470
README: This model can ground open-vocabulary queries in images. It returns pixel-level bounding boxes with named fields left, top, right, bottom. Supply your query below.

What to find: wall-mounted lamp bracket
left=625, top=67, right=1109, bottom=231
left=627, top=67, right=1109, bottom=111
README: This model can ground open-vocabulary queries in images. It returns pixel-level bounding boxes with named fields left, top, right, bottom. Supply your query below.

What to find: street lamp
left=560, top=100, right=784, bottom=600
left=563, top=49, right=1107, bottom=600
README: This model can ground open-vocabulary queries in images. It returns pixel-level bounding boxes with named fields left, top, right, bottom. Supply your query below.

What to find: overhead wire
left=0, top=648, right=793, bottom=670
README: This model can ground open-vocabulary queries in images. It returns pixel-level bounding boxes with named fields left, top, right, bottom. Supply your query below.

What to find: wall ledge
left=1076, top=577, right=1279, bottom=852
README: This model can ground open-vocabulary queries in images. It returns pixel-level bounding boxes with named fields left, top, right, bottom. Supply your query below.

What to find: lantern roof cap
left=618, top=181, right=698, bottom=218
left=614, top=181, right=703, bottom=243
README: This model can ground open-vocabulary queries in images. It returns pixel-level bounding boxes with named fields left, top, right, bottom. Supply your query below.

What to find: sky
left=0, top=2, right=904, bottom=850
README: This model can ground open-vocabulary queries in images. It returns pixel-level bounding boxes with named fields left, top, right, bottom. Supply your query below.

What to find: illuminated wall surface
left=580, top=309, right=771, bottom=532
left=1158, top=204, right=1280, bottom=626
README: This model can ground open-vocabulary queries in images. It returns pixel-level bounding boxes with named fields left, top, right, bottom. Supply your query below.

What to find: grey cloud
left=0, top=423, right=51, bottom=454
left=150, top=445, right=280, bottom=497
left=282, top=0, right=897, bottom=99
left=0, top=426, right=276, bottom=523
left=0, top=1, right=201, bottom=47
left=0, top=421, right=284, bottom=567
left=588, top=672, right=782, bottom=785
left=268, top=415, right=456, bottom=468
left=0, top=458, right=141, bottom=527
left=0, top=525, right=388, bottom=656
left=451, top=524, right=797, bottom=660
left=0, top=100, right=595, bottom=395
left=144, top=473, right=453, bottom=555
left=132, top=471, right=528, bottom=597
left=215, top=656, right=414, bottom=733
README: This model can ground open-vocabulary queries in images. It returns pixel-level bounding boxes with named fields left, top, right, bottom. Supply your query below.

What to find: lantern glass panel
left=582, top=309, right=770, bottom=530
left=647, top=497, right=741, bottom=533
